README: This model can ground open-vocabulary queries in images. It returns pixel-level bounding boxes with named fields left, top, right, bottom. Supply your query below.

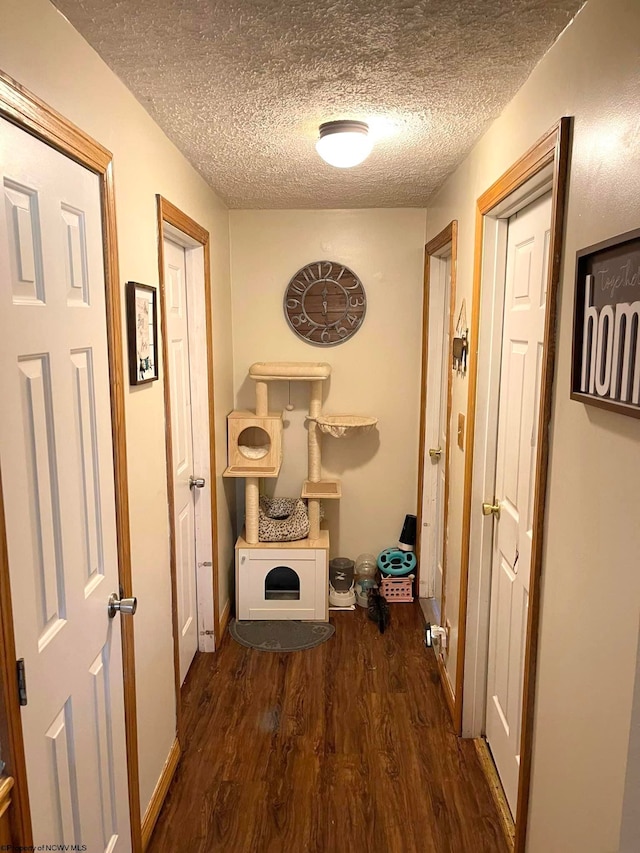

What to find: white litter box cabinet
left=235, top=530, right=329, bottom=621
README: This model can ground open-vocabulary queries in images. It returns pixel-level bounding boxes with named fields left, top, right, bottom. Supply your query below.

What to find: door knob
left=428, top=447, right=442, bottom=460
left=481, top=501, right=501, bottom=518
left=108, top=593, right=138, bottom=619
left=189, top=476, right=206, bottom=489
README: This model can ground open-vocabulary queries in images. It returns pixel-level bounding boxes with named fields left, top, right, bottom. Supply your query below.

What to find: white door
left=485, top=192, right=552, bottom=815
left=0, top=118, right=131, bottom=848
left=164, top=237, right=207, bottom=684
left=420, top=254, right=451, bottom=614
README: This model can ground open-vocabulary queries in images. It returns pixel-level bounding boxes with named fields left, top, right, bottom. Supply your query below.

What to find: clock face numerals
left=284, top=261, right=366, bottom=346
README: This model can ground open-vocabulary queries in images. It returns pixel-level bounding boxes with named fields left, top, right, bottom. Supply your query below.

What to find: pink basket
left=380, top=574, right=414, bottom=603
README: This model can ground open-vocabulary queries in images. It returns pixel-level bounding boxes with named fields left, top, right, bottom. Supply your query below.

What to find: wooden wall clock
left=284, top=260, right=367, bottom=346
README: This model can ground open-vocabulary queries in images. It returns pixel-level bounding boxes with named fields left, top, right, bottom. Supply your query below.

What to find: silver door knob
left=428, top=447, right=442, bottom=460
left=481, top=501, right=501, bottom=518
left=108, top=593, right=138, bottom=619
left=189, top=476, right=206, bottom=489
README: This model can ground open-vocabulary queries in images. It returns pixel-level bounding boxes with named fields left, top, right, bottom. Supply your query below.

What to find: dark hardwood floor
left=148, top=603, right=509, bottom=853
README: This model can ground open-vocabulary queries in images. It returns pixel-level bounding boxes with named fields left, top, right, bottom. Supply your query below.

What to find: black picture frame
left=126, top=281, right=159, bottom=385
left=570, top=228, right=640, bottom=419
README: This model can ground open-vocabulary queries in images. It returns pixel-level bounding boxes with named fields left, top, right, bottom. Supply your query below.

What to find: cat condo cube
left=224, top=361, right=376, bottom=622
left=226, top=411, right=283, bottom=475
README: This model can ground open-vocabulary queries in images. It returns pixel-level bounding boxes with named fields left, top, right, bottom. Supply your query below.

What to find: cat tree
left=224, top=361, right=376, bottom=621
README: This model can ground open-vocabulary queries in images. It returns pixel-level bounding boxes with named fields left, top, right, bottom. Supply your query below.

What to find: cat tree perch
left=252, top=361, right=330, bottom=544
left=314, top=414, right=378, bottom=438
left=224, top=360, right=376, bottom=544
left=225, top=361, right=376, bottom=621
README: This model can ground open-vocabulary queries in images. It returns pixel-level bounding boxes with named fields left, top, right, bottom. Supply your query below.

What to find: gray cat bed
left=258, top=496, right=310, bottom=542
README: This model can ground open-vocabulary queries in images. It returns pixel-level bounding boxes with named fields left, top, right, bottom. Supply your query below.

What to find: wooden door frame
left=156, top=196, right=221, bottom=742
left=0, top=469, right=31, bottom=846
left=456, top=117, right=571, bottom=849
left=416, top=221, right=458, bottom=719
left=0, top=71, right=142, bottom=850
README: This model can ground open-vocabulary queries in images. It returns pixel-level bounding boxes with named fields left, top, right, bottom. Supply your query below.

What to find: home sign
left=571, top=228, right=640, bottom=419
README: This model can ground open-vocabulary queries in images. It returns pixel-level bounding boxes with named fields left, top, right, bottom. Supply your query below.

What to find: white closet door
left=419, top=254, right=451, bottom=612
left=485, top=192, right=552, bottom=816
left=434, top=256, right=452, bottom=608
left=164, top=237, right=198, bottom=683
left=0, top=117, right=131, bottom=849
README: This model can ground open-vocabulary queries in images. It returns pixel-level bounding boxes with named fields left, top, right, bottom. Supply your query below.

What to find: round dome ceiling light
left=315, top=120, right=373, bottom=168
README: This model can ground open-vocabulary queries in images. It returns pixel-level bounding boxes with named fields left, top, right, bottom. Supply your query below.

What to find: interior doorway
left=484, top=191, right=552, bottom=815
left=157, top=198, right=220, bottom=733
left=416, top=221, right=457, bottom=717
left=457, top=119, right=571, bottom=851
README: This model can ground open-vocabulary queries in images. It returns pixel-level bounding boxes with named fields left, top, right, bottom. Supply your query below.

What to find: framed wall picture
left=126, top=281, right=159, bottom=385
left=571, top=228, right=640, bottom=418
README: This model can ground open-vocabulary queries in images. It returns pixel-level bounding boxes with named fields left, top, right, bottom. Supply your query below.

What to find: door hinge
left=16, top=658, right=27, bottom=706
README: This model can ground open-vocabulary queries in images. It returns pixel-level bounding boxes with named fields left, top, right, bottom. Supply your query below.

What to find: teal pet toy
left=377, top=548, right=416, bottom=576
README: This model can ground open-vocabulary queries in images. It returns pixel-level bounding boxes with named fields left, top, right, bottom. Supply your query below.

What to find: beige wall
left=1, top=0, right=235, bottom=816
left=230, top=209, right=427, bottom=559
left=427, top=0, right=640, bottom=849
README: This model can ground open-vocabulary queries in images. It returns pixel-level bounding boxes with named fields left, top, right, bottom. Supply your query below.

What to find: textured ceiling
left=53, top=0, right=584, bottom=208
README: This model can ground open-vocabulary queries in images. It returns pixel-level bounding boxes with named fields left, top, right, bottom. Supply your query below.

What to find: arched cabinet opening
left=265, top=566, right=301, bottom=601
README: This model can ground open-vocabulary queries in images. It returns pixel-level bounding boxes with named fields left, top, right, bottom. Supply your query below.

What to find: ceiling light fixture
left=315, top=120, right=373, bottom=168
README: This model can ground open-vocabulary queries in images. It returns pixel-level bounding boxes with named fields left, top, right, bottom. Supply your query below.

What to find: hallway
left=148, top=604, right=509, bottom=852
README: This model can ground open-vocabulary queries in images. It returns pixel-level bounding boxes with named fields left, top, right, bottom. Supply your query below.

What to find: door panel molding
left=458, top=117, right=571, bottom=850
left=0, top=70, right=141, bottom=850
left=416, top=221, right=457, bottom=716
left=156, top=196, right=221, bottom=743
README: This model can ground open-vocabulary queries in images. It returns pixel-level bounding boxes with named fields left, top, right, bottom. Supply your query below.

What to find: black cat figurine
left=367, top=587, right=390, bottom=634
